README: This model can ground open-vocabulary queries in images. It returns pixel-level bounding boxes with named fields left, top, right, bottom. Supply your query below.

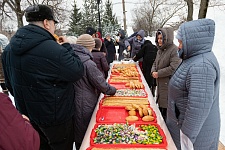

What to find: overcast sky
left=73, top=0, right=141, bottom=25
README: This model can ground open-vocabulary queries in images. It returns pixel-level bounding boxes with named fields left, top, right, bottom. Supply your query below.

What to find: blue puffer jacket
left=167, top=19, right=220, bottom=150
left=2, top=24, right=84, bottom=126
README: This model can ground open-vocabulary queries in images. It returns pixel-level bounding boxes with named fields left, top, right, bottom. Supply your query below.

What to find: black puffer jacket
left=2, top=24, right=84, bottom=126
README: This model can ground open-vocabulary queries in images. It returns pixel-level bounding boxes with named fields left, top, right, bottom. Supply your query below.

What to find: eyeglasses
left=25, top=5, right=39, bottom=13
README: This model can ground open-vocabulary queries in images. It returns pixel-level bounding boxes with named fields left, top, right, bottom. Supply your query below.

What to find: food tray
left=109, top=83, right=127, bottom=89
left=108, top=78, right=142, bottom=84
left=90, top=122, right=167, bottom=149
left=86, top=146, right=167, bottom=150
left=110, top=83, right=145, bottom=90
left=99, top=96, right=150, bottom=107
left=114, top=89, right=147, bottom=98
left=96, top=106, right=157, bottom=123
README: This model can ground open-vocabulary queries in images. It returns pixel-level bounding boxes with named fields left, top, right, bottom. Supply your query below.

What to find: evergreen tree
left=102, top=0, right=120, bottom=36
left=68, top=0, right=83, bottom=36
left=80, top=0, right=98, bottom=33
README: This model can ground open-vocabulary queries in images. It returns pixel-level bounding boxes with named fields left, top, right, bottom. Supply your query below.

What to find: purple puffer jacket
left=91, top=49, right=109, bottom=78
left=0, top=93, right=40, bottom=150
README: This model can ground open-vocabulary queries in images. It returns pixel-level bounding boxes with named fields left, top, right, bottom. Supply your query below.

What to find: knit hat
left=76, top=34, right=95, bottom=49
left=94, top=38, right=102, bottom=50
left=25, top=4, right=58, bottom=23
left=176, top=26, right=182, bottom=40
left=86, top=27, right=96, bottom=36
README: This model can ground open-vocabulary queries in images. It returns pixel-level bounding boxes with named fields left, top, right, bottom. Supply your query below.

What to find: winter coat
left=2, top=24, right=84, bottom=126
left=167, top=19, right=220, bottom=150
left=0, top=34, right=8, bottom=82
left=104, top=38, right=116, bottom=64
left=0, top=50, right=4, bottom=82
left=92, top=49, right=110, bottom=78
left=151, top=27, right=181, bottom=108
left=71, top=44, right=116, bottom=144
left=125, top=30, right=145, bottom=58
left=133, top=40, right=157, bottom=88
left=116, top=29, right=126, bottom=60
left=0, top=93, right=40, bottom=150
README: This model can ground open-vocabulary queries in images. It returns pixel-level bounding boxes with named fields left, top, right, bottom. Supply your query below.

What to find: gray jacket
left=167, top=19, right=220, bottom=150
left=151, top=27, right=181, bottom=108
left=125, top=30, right=145, bottom=58
left=71, top=44, right=116, bottom=144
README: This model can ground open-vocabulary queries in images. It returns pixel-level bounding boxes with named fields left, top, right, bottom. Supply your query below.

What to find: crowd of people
left=0, top=4, right=221, bottom=150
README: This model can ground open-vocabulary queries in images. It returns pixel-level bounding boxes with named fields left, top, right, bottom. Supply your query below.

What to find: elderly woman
left=167, top=19, right=220, bottom=150
left=151, top=27, right=181, bottom=121
left=68, top=34, right=116, bottom=150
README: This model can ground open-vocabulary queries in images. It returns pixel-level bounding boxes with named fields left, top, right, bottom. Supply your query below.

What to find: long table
left=80, top=61, right=177, bottom=150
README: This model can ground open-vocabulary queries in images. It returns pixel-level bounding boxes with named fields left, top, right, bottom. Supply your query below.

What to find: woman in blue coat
left=167, top=19, right=220, bottom=150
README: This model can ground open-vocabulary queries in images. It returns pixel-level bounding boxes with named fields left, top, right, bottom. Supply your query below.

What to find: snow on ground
left=0, top=5, right=224, bottom=147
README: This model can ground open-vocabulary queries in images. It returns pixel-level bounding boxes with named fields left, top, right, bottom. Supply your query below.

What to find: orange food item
left=53, top=34, right=59, bottom=41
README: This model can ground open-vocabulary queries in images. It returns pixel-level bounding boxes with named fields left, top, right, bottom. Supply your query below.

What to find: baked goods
left=128, top=110, right=136, bottom=116
left=102, top=97, right=149, bottom=106
left=125, top=80, right=144, bottom=89
left=125, top=105, right=135, bottom=111
left=125, top=116, right=138, bottom=121
left=138, top=108, right=143, bottom=117
left=124, top=104, right=155, bottom=122
left=53, top=34, right=59, bottom=41
left=142, top=115, right=155, bottom=122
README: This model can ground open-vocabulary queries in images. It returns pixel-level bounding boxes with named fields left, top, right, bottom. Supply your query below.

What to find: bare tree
left=184, top=0, right=225, bottom=21
left=131, top=0, right=186, bottom=36
left=198, top=0, right=209, bottom=19
left=184, top=0, right=193, bottom=21
left=0, top=0, right=71, bottom=29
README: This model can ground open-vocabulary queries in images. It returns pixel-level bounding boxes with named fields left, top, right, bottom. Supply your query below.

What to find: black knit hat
left=86, top=27, right=96, bottom=36
left=25, top=4, right=58, bottom=23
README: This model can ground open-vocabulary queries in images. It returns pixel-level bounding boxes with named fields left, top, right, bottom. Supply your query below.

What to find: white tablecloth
left=80, top=61, right=177, bottom=150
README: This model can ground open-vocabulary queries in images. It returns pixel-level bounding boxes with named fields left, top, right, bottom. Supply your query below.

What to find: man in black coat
left=133, top=40, right=158, bottom=97
left=2, top=4, right=84, bottom=150
left=104, top=33, right=116, bottom=64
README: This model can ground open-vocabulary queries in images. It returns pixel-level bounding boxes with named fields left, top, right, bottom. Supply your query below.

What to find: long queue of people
left=0, top=3, right=220, bottom=150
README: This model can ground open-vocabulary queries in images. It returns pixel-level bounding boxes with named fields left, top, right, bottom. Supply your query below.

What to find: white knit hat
left=76, top=34, right=95, bottom=49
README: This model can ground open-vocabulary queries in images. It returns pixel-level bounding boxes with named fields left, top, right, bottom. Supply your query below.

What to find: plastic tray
left=90, top=122, right=167, bottom=149
left=108, top=77, right=142, bottom=84
left=113, top=89, right=148, bottom=98
left=96, top=106, right=157, bottom=123
left=99, top=96, right=150, bottom=108
left=86, top=146, right=167, bottom=150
